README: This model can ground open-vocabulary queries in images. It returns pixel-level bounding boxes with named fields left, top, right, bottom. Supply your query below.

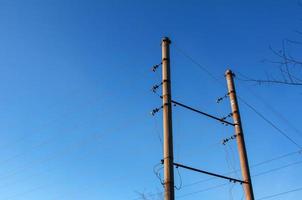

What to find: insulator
left=151, top=62, right=162, bottom=72
left=216, top=97, right=223, bottom=103
left=152, top=65, right=159, bottom=72
left=216, top=92, right=230, bottom=103
left=150, top=106, right=163, bottom=116
left=152, top=85, right=159, bottom=93
left=151, top=82, right=162, bottom=93
left=222, top=134, right=237, bottom=145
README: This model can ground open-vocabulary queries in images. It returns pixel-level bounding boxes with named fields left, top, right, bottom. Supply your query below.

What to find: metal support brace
left=172, top=162, right=247, bottom=184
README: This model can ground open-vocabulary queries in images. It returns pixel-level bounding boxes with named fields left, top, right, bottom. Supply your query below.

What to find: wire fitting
left=222, top=134, right=237, bottom=145
left=162, top=57, right=169, bottom=62
left=221, top=112, right=233, bottom=120
left=151, top=82, right=163, bottom=93
left=151, top=62, right=162, bottom=72
left=216, top=91, right=232, bottom=103
left=220, top=112, right=233, bottom=125
left=151, top=106, right=163, bottom=116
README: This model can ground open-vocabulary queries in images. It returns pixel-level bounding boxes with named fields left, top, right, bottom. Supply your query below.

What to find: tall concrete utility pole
left=225, top=69, right=255, bottom=200
left=161, top=37, right=175, bottom=200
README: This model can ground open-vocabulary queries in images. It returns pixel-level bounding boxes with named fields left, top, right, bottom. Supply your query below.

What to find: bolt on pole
left=161, top=37, right=175, bottom=200
left=225, top=69, right=255, bottom=200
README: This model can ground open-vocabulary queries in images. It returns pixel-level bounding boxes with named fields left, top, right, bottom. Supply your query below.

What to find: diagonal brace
left=172, top=162, right=247, bottom=184
left=170, top=99, right=235, bottom=126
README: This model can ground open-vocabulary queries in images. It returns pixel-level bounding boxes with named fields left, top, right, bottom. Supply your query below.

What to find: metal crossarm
left=173, top=162, right=247, bottom=184
left=170, top=99, right=235, bottom=126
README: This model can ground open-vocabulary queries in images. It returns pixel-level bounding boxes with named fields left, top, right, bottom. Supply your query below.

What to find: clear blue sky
left=0, top=0, right=302, bottom=199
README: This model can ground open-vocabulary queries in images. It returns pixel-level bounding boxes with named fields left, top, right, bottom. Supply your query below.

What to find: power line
left=235, top=71, right=302, bottom=138
left=175, top=159, right=302, bottom=199
left=257, top=186, right=302, bottom=200
left=134, top=157, right=302, bottom=200
left=173, top=43, right=223, bottom=85
left=177, top=183, right=229, bottom=199
left=182, top=150, right=302, bottom=188
left=0, top=133, right=102, bottom=181
left=2, top=108, right=141, bottom=181
left=0, top=101, right=117, bottom=169
left=253, top=159, right=302, bottom=177
left=251, top=150, right=301, bottom=167
left=1, top=184, right=49, bottom=200
left=0, top=119, right=140, bottom=199
left=0, top=121, right=87, bottom=166
left=237, top=96, right=302, bottom=150
left=0, top=91, right=101, bottom=151
left=144, top=44, right=302, bottom=200
left=174, top=43, right=302, bottom=150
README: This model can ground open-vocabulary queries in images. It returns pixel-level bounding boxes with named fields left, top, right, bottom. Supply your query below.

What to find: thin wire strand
left=235, top=70, right=302, bottom=138
left=147, top=42, right=302, bottom=200
left=253, top=159, right=302, bottom=177
left=177, top=183, right=229, bottom=199
left=252, top=149, right=302, bottom=167
left=1, top=183, right=50, bottom=200
left=237, top=96, right=302, bottom=150
left=0, top=133, right=102, bottom=181
left=175, top=167, right=183, bottom=190
left=0, top=92, right=101, bottom=151
left=173, top=43, right=224, bottom=85
left=137, top=156, right=302, bottom=200
left=174, top=43, right=302, bottom=150
left=153, top=117, right=163, bottom=152
left=257, top=186, right=302, bottom=200
left=153, top=163, right=164, bottom=186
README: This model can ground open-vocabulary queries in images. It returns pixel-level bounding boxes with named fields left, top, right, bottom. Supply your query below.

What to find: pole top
left=161, top=37, right=171, bottom=44
left=225, top=69, right=234, bottom=77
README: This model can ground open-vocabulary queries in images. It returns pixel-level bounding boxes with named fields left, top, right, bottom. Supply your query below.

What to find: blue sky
left=0, top=0, right=302, bottom=199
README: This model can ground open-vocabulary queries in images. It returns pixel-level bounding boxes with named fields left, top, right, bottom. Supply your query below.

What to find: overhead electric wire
left=237, top=96, right=302, bottom=150
left=1, top=183, right=49, bottom=200
left=143, top=44, right=302, bottom=200
left=134, top=156, right=302, bottom=200
left=173, top=44, right=223, bottom=84
left=182, top=149, right=302, bottom=188
left=235, top=71, right=302, bottom=138
left=251, top=149, right=301, bottom=167
left=0, top=118, right=140, bottom=199
left=174, top=43, right=302, bottom=150
left=133, top=183, right=229, bottom=200
left=0, top=93, right=101, bottom=151
left=0, top=111, right=138, bottom=181
left=177, top=180, right=302, bottom=200
left=177, top=183, right=229, bottom=199
left=0, top=133, right=102, bottom=181
left=0, top=121, right=89, bottom=166
left=257, top=186, right=302, bottom=200
left=176, top=159, right=302, bottom=200
left=253, top=159, right=302, bottom=177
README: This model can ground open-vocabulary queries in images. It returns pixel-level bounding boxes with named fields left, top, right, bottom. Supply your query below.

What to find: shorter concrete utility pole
left=225, top=69, right=255, bottom=200
left=161, top=37, right=175, bottom=200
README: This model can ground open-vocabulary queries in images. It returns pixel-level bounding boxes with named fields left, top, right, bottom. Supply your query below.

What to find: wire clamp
left=151, top=82, right=163, bottom=93
left=220, top=112, right=233, bottom=125
left=216, top=92, right=231, bottom=103
left=222, top=134, right=237, bottom=145
left=151, top=106, right=163, bottom=116
left=151, top=62, right=162, bottom=72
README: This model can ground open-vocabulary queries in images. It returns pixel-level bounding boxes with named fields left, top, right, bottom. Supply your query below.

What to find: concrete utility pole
left=161, top=37, right=175, bottom=200
left=225, top=69, right=255, bottom=200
